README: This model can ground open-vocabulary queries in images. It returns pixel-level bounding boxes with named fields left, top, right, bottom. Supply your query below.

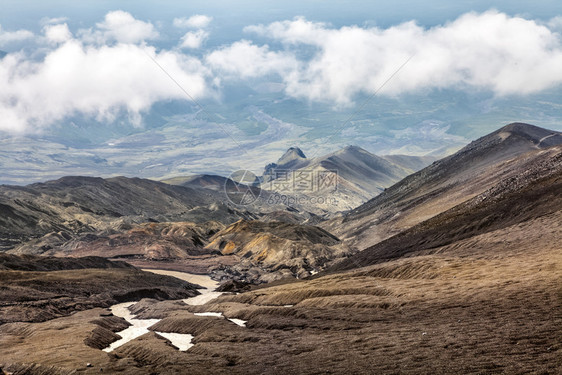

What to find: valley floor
left=1, top=214, right=560, bottom=374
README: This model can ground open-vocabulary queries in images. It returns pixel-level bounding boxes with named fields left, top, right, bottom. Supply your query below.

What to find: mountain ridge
left=323, top=122, right=562, bottom=250
left=327, top=143, right=562, bottom=272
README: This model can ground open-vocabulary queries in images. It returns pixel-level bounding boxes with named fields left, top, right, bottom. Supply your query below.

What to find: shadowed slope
left=0, top=176, right=256, bottom=251
left=325, top=123, right=562, bottom=249
left=328, top=144, right=562, bottom=271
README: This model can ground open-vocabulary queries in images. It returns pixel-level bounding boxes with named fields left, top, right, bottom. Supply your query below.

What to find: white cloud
left=41, top=17, right=69, bottom=26
left=548, top=16, right=562, bottom=31
left=239, top=11, right=562, bottom=104
left=80, top=10, right=159, bottom=44
left=44, top=23, right=72, bottom=44
left=207, top=40, right=298, bottom=79
left=0, top=25, right=34, bottom=46
left=179, top=30, right=209, bottom=49
left=4, top=10, right=562, bottom=134
left=174, top=15, right=213, bottom=29
left=0, top=19, right=211, bottom=133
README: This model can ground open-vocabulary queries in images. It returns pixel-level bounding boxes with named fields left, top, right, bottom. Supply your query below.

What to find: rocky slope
left=328, top=143, right=562, bottom=271
left=205, top=220, right=354, bottom=283
left=11, top=221, right=225, bottom=259
left=0, top=176, right=258, bottom=251
left=325, top=123, right=562, bottom=250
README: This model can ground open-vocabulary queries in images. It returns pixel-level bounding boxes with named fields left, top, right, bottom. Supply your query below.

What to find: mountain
left=261, top=145, right=435, bottom=211
left=325, top=123, right=562, bottom=249
left=205, top=220, right=354, bottom=282
left=278, top=146, right=307, bottom=165
left=263, top=146, right=308, bottom=180
left=161, top=174, right=232, bottom=191
left=328, top=142, right=562, bottom=271
left=0, top=176, right=257, bottom=251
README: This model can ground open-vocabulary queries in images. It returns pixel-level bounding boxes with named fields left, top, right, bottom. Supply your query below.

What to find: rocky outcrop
left=206, top=220, right=354, bottom=283
left=84, top=315, right=131, bottom=349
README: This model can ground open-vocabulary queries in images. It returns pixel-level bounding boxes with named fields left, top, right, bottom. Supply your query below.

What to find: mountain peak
left=499, top=122, right=540, bottom=133
left=278, top=147, right=306, bottom=165
left=339, top=145, right=367, bottom=154
left=495, top=122, right=562, bottom=146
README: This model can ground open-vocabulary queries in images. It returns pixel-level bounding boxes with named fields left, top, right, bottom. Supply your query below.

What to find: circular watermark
left=224, top=169, right=261, bottom=205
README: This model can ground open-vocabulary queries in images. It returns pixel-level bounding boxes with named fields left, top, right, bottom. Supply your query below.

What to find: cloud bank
left=0, top=12, right=210, bottom=133
left=207, top=40, right=297, bottom=78
left=1, top=10, right=562, bottom=133
left=236, top=11, right=562, bottom=104
left=79, top=10, right=159, bottom=44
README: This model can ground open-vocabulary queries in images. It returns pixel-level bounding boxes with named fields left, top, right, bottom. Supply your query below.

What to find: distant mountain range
left=165, top=145, right=436, bottom=212
left=263, top=145, right=435, bottom=199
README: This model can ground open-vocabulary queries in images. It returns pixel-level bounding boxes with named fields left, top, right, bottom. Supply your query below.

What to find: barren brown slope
left=328, top=144, right=562, bottom=271
left=0, top=157, right=560, bottom=374
left=0, top=176, right=257, bottom=251
left=0, top=254, right=200, bottom=325
left=3, top=214, right=558, bottom=374
left=325, top=122, right=562, bottom=250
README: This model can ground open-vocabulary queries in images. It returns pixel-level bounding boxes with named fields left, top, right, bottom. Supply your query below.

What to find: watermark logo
left=224, top=170, right=261, bottom=205
left=224, top=169, right=339, bottom=206
left=267, top=169, right=338, bottom=193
